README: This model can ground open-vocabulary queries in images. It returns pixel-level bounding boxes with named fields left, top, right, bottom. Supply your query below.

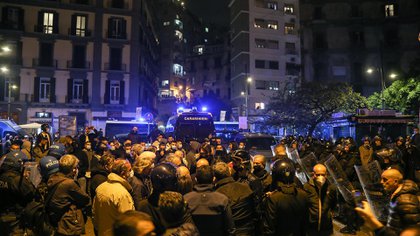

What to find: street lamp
left=244, top=77, right=252, bottom=117
left=366, top=67, right=385, bottom=110
left=7, top=82, right=17, bottom=120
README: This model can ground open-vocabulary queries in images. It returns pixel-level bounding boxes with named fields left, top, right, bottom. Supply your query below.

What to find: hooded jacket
left=93, top=173, right=135, bottom=236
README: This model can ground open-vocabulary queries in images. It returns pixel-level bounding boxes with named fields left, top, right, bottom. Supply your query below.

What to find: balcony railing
left=106, top=30, right=127, bottom=39
left=33, top=58, right=58, bottom=68
left=105, top=0, right=129, bottom=9
left=34, top=25, right=58, bottom=34
left=67, top=60, right=91, bottom=69
left=69, top=0, right=91, bottom=5
left=104, top=63, right=126, bottom=71
left=68, top=28, right=92, bottom=37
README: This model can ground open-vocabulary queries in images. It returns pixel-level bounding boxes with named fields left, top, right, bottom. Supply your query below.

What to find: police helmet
left=271, top=159, right=295, bottom=185
left=39, top=156, right=59, bottom=178
left=150, top=163, right=178, bottom=193
left=49, top=143, right=66, bottom=159
left=1, top=151, right=28, bottom=170
left=376, top=148, right=400, bottom=162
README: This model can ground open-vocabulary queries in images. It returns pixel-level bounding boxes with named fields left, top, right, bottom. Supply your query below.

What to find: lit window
left=175, top=30, right=183, bottom=40
left=110, top=80, right=120, bottom=104
left=385, top=4, right=395, bottom=17
left=194, top=45, right=204, bottom=55
left=284, top=4, right=294, bottom=14
left=267, top=20, right=278, bottom=30
left=39, top=77, right=51, bottom=102
left=254, top=19, right=265, bottom=28
left=255, top=102, right=265, bottom=109
left=163, top=21, right=170, bottom=26
left=43, top=12, right=54, bottom=34
left=75, top=15, right=87, bottom=37
left=267, top=2, right=278, bottom=10
left=72, top=80, right=83, bottom=101
left=162, top=80, right=169, bottom=86
left=284, top=23, right=295, bottom=34
left=173, top=64, right=183, bottom=76
left=174, top=19, right=183, bottom=29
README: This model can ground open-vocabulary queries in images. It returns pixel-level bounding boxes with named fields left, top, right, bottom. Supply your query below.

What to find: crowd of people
left=1, top=124, right=420, bottom=236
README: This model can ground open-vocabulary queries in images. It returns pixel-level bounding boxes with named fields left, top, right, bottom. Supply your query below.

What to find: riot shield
left=354, top=161, right=388, bottom=222
left=324, top=154, right=354, bottom=202
left=286, top=147, right=308, bottom=184
left=300, top=152, right=318, bottom=179
left=24, top=162, right=42, bottom=187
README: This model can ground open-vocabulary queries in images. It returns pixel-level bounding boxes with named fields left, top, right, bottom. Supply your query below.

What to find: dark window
left=72, top=0, right=89, bottom=4
left=314, top=63, right=327, bottom=81
left=1, top=6, right=24, bottom=30
left=351, top=5, right=360, bottom=17
left=214, top=57, right=222, bottom=68
left=285, top=42, right=296, bottom=54
left=286, top=63, right=300, bottom=75
left=111, top=0, right=125, bottom=9
left=190, top=61, right=196, bottom=72
left=109, top=47, right=122, bottom=70
left=39, top=42, right=54, bottom=67
left=72, top=45, right=86, bottom=68
left=313, top=32, right=327, bottom=49
left=203, top=59, right=208, bottom=69
left=108, top=17, right=127, bottom=39
left=255, top=60, right=265, bottom=69
left=384, top=29, right=399, bottom=47
left=313, top=7, right=323, bottom=20
left=349, top=31, right=365, bottom=47
left=269, top=61, right=279, bottom=70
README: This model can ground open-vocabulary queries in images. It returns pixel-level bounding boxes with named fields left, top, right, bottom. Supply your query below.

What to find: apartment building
left=0, top=0, right=159, bottom=131
left=229, top=0, right=301, bottom=121
left=300, top=0, right=420, bottom=94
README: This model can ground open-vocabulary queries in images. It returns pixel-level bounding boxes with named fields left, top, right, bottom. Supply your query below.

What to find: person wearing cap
left=0, top=151, right=36, bottom=235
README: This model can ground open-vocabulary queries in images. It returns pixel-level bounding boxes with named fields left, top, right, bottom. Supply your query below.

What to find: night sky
left=186, top=0, right=230, bottom=27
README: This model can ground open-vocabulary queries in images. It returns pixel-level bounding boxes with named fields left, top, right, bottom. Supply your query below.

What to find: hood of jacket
left=107, top=172, right=132, bottom=192
left=393, top=180, right=419, bottom=200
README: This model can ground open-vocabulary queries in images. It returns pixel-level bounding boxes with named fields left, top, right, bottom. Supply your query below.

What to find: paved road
left=83, top=217, right=373, bottom=236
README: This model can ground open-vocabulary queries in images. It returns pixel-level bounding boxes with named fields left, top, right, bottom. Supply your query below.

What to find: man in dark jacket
left=214, top=162, right=256, bottom=236
left=184, top=165, right=235, bottom=236
left=356, top=168, right=420, bottom=236
left=303, top=164, right=337, bottom=236
left=252, top=155, right=272, bottom=193
left=127, top=126, right=141, bottom=144
left=47, top=154, right=90, bottom=234
left=0, top=151, right=36, bottom=235
left=263, top=159, right=309, bottom=236
left=90, top=153, right=114, bottom=199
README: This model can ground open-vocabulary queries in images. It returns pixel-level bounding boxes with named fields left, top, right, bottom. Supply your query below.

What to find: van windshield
left=246, top=137, right=276, bottom=150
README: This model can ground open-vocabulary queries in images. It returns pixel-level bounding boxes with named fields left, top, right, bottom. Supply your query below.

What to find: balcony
left=33, top=58, right=58, bottom=68
left=68, top=28, right=92, bottom=37
left=0, top=21, right=24, bottom=31
left=104, top=63, right=126, bottom=72
left=286, top=49, right=298, bottom=55
left=106, top=30, right=127, bottom=40
left=67, top=60, right=91, bottom=69
left=105, top=0, right=129, bottom=9
left=34, top=25, right=58, bottom=34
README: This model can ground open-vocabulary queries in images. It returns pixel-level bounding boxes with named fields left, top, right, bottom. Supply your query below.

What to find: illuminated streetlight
left=247, top=77, right=252, bottom=83
left=0, top=66, right=9, bottom=73
left=1, top=46, right=11, bottom=53
left=241, top=91, right=245, bottom=96
left=366, top=66, right=385, bottom=110
left=366, top=68, right=374, bottom=74
left=389, top=73, right=398, bottom=79
left=7, top=82, right=17, bottom=120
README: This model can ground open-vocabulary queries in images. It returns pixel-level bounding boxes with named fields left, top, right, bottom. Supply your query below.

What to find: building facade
left=300, top=0, right=420, bottom=95
left=229, top=0, right=301, bottom=120
left=0, top=0, right=159, bottom=131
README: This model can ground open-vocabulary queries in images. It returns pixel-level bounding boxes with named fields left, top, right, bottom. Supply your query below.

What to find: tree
left=367, top=77, right=420, bottom=114
left=266, top=82, right=367, bottom=135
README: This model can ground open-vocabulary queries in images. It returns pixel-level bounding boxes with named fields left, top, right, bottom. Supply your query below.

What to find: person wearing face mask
left=252, top=155, right=272, bottom=193
left=93, top=159, right=135, bottom=236
left=46, top=154, right=90, bottom=235
left=303, top=164, right=337, bottom=236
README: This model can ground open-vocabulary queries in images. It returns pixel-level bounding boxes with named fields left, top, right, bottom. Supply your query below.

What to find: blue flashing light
left=139, top=117, right=145, bottom=122
left=202, top=106, right=208, bottom=112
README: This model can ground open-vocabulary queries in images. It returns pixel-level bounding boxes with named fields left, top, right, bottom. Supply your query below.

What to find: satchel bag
left=56, top=204, right=84, bottom=235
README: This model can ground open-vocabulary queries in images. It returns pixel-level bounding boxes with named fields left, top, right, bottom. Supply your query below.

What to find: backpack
left=22, top=180, right=65, bottom=236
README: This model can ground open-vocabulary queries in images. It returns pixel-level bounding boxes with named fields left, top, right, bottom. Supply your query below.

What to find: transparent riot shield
left=286, top=147, right=308, bottom=184
left=324, top=154, right=354, bottom=202
left=24, top=162, right=42, bottom=188
left=354, top=161, right=388, bottom=222
left=300, top=152, right=318, bottom=179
